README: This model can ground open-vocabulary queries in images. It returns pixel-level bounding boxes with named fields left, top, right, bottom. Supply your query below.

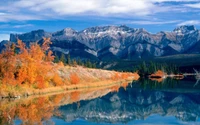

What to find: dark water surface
left=1, top=77, right=200, bottom=125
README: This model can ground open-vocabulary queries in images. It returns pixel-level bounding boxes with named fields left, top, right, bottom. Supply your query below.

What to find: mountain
left=5, top=25, right=200, bottom=61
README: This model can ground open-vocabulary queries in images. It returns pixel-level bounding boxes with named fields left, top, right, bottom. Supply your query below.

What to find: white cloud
left=184, top=3, right=200, bottom=8
left=0, top=12, right=6, bottom=15
left=129, top=20, right=180, bottom=25
left=13, top=0, right=47, bottom=8
left=13, top=24, right=34, bottom=28
left=0, top=13, right=43, bottom=22
left=177, top=20, right=200, bottom=26
left=149, top=0, right=198, bottom=2
left=11, top=0, right=156, bottom=16
left=0, top=0, right=198, bottom=22
left=0, top=34, right=9, bottom=41
left=9, top=0, right=186, bottom=16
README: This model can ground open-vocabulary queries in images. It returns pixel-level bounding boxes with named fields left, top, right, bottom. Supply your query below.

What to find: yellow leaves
left=36, top=75, right=45, bottom=89
left=29, top=43, right=45, bottom=61
left=17, top=66, right=27, bottom=84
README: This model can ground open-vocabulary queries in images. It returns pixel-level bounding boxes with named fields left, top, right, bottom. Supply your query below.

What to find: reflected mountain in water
left=58, top=79, right=200, bottom=123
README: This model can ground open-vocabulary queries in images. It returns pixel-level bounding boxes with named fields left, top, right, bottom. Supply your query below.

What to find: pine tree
left=92, top=62, right=96, bottom=68
left=60, top=53, right=66, bottom=64
left=77, top=58, right=82, bottom=66
left=67, top=53, right=71, bottom=65
left=86, top=60, right=92, bottom=68
left=54, top=52, right=59, bottom=63
left=72, top=59, right=77, bottom=66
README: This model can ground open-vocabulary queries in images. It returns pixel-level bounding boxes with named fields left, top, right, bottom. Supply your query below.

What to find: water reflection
left=0, top=82, right=128, bottom=125
left=0, top=96, right=57, bottom=125
left=57, top=78, right=200, bottom=124
left=0, top=78, right=200, bottom=125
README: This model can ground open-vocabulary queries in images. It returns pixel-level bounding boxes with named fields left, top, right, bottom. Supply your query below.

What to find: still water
left=1, top=77, right=200, bottom=125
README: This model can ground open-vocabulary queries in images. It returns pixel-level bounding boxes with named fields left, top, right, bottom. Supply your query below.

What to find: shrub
left=112, top=72, right=120, bottom=80
left=70, top=73, right=80, bottom=84
left=52, top=74, right=63, bottom=86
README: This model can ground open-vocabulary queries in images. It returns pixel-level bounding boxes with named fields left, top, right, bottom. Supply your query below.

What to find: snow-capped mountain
left=8, top=25, right=200, bottom=61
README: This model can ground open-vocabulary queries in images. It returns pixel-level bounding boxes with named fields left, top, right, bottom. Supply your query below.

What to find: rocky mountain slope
left=7, top=25, right=200, bottom=61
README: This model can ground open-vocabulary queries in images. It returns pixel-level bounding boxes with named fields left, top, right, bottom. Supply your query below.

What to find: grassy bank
left=0, top=65, right=139, bottom=98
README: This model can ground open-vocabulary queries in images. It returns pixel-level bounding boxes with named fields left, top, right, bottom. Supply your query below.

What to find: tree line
left=54, top=53, right=97, bottom=68
left=133, top=61, right=179, bottom=76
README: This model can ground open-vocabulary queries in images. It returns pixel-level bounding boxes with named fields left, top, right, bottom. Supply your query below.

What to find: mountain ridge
left=5, top=25, right=200, bottom=61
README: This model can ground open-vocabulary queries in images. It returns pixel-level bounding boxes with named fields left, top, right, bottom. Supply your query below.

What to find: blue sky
left=0, top=0, right=200, bottom=41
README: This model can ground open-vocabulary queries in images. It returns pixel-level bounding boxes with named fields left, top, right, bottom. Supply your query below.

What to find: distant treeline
left=133, top=61, right=179, bottom=75
left=54, top=53, right=97, bottom=68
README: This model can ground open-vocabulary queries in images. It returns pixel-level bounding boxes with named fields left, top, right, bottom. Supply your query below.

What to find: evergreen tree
left=67, top=53, right=71, bottom=65
left=54, top=52, right=59, bottom=63
left=92, top=62, right=96, bottom=68
left=60, top=53, right=66, bottom=64
left=86, top=60, right=92, bottom=68
left=77, top=58, right=83, bottom=66
left=72, top=59, right=77, bottom=66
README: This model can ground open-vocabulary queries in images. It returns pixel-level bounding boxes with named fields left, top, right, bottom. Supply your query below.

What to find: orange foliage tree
left=0, top=38, right=56, bottom=89
left=52, top=74, right=63, bottom=86
left=70, top=73, right=80, bottom=85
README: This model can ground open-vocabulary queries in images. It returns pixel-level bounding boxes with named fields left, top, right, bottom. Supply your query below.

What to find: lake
left=1, top=76, right=200, bottom=125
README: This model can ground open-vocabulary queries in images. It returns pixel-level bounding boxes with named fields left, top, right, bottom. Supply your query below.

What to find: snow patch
left=52, top=47, right=69, bottom=54
left=85, top=49, right=97, bottom=56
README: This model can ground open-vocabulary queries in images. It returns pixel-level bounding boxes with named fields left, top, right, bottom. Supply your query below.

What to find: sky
left=0, top=0, right=200, bottom=41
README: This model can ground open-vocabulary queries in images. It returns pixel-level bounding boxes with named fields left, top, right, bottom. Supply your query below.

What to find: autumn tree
left=0, top=38, right=56, bottom=88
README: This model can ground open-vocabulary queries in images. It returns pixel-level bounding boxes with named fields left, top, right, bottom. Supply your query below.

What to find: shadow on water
left=0, top=78, right=200, bottom=125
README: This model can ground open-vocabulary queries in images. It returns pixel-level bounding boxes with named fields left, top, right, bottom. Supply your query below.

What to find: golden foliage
left=52, top=74, right=63, bottom=86
left=0, top=38, right=54, bottom=88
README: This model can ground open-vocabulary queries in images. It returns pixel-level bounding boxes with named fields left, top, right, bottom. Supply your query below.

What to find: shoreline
left=0, top=77, right=139, bottom=99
